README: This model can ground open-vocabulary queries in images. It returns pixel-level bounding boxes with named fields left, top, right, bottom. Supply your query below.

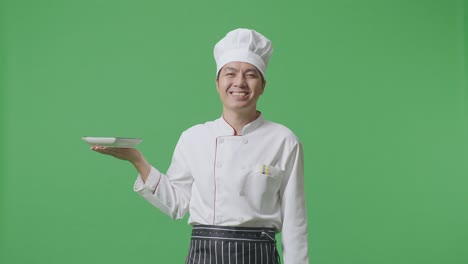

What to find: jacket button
left=218, top=138, right=224, bottom=144
left=242, top=139, right=248, bottom=144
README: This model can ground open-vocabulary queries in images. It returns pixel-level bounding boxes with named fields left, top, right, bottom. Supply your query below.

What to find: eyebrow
left=223, top=67, right=260, bottom=74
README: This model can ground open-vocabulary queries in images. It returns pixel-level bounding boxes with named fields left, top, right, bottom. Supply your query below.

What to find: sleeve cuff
left=133, top=166, right=162, bottom=194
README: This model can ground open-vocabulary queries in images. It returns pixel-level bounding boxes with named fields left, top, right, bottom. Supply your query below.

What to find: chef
left=91, top=28, right=309, bottom=264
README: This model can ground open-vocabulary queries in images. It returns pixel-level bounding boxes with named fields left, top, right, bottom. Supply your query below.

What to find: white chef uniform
left=134, top=113, right=309, bottom=263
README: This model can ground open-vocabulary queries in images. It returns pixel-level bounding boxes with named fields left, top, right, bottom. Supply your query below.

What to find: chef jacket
left=134, top=114, right=309, bottom=263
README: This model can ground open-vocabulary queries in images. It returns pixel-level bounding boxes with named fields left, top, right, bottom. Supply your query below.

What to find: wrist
left=132, top=156, right=151, bottom=181
left=132, top=155, right=147, bottom=168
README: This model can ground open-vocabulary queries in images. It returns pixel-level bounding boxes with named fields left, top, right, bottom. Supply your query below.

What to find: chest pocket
left=244, top=164, right=285, bottom=196
left=240, top=164, right=285, bottom=210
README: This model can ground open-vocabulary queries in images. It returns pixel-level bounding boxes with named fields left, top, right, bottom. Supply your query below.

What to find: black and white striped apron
left=185, top=225, right=280, bottom=264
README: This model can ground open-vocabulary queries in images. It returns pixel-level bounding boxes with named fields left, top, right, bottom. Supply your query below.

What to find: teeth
left=232, top=92, right=247, bottom=96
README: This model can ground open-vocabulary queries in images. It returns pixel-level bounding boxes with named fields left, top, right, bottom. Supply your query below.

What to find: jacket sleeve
left=133, top=134, right=193, bottom=220
left=280, top=141, right=310, bottom=263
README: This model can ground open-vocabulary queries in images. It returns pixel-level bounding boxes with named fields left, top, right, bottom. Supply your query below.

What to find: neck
left=222, top=108, right=259, bottom=136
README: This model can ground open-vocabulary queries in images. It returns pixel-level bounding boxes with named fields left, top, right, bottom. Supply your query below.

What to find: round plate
left=82, top=137, right=143, bottom=148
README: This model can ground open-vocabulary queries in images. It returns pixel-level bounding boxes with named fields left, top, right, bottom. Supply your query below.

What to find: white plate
left=82, top=137, right=143, bottom=148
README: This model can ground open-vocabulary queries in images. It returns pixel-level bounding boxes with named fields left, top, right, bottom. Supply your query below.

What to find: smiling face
left=216, top=61, right=266, bottom=114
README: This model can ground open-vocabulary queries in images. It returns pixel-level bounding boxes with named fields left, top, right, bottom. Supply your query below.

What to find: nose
left=233, top=74, right=246, bottom=88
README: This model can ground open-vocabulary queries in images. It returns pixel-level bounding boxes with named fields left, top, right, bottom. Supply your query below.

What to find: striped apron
left=185, top=225, right=280, bottom=264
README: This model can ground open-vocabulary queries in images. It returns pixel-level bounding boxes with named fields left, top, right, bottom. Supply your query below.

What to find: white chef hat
left=214, top=28, right=273, bottom=78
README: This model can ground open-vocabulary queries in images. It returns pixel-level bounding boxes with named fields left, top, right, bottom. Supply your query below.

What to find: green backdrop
left=1, top=0, right=467, bottom=263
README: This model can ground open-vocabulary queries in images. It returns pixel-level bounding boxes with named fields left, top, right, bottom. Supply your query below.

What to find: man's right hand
left=91, top=146, right=151, bottom=182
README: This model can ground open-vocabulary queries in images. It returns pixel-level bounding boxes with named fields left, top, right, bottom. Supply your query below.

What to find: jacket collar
left=216, top=111, right=264, bottom=136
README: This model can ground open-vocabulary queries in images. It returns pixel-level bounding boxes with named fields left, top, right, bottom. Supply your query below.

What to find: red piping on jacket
left=152, top=173, right=162, bottom=194
left=212, top=137, right=221, bottom=224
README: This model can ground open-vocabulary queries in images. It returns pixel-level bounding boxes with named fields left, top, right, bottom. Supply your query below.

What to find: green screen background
left=1, top=0, right=467, bottom=263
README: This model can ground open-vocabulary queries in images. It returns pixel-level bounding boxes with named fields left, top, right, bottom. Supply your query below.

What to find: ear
left=260, top=80, right=266, bottom=95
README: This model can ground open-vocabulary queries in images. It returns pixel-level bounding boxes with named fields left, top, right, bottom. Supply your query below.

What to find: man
left=92, top=28, right=309, bottom=263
